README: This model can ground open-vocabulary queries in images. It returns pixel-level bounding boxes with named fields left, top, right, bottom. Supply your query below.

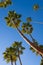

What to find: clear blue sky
left=0, top=0, right=43, bottom=65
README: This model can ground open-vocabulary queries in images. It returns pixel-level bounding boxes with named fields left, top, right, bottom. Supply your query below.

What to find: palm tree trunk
left=11, top=61, right=13, bottom=65
left=16, top=28, right=43, bottom=56
left=10, top=56, right=13, bottom=65
left=18, top=55, right=22, bottom=65
left=15, top=61, right=16, bottom=65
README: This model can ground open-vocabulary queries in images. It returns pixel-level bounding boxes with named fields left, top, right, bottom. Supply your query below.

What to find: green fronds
left=8, top=11, right=21, bottom=19
left=3, top=47, right=17, bottom=63
left=6, top=47, right=15, bottom=55
left=0, top=0, right=12, bottom=8
left=5, top=0, right=12, bottom=5
left=0, top=2, right=4, bottom=7
left=6, top=58, right=10, bottom=63
left=5, top=11, right=21, bottom=28
left=5, top=17, right=11, bottom=23
left=12, top=56, right=17, bottom=61
left=12, top=41, right=25, bottom=55
left=8, top=11, right=15, bottom=18
left=26, top=17, right=32, bottom=22
left=17, top=14, right=21, bottom=18
left=22, top=29, right=26, bottom=33
left=5, top=17, right=10, bottom=21
left=3, top=41, right=25, bottom=64
left=12, top=41, right=22, bottom=47
left=22, top=22, right=33, bottom=34
left=22, top=22, right=30, bottom=28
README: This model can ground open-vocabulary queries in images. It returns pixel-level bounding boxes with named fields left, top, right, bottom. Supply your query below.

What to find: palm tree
left=0, top=0, right=12, bottom=8
left=5, top=11, right=43, bottom=56
left=33, top=4, right=39, bottom=10
left=22, top=21, right=40, bottom=53
left=21, top=20, right=38, bottom=42
left=3, top=47, right=17, bottom=65
left=12, top=41, right=25, bottom=65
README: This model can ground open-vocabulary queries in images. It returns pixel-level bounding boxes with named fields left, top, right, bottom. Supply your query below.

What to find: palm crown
left=12, top=41, right=25, bottom=56
left=22, top=22, right=33, bottom=34
left=0, top=0, right=12, bottom=8
left=3, top=47, right=17, bottom=63
left=3, top=41, right=25, bottom=65
left=5, top=11, right=21, bottom=28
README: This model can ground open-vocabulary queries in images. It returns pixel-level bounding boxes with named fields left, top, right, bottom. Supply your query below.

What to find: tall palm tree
left=3, top=47, right=17, bottom=65
left=5, top=11, right=43, bottom=56
left=33, top=4, right=39, bottom=10
left=12, top=41, right=25, bottom=65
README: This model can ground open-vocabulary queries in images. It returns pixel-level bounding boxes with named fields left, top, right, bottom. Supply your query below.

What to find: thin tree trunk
left=10, top=56, right=13, bottom=65
left=11, top=61, right=13, bottom=65
left=17, top=48, right=22, bottom=65
left=18, top=55, right=22, bottom=65
left=16, top=28, right=43, bottom=56
left=15, top=61, right=16, bottom=65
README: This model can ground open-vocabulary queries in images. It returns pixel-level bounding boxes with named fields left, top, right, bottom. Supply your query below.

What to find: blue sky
left=0, top=0, right=43, bottom=65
